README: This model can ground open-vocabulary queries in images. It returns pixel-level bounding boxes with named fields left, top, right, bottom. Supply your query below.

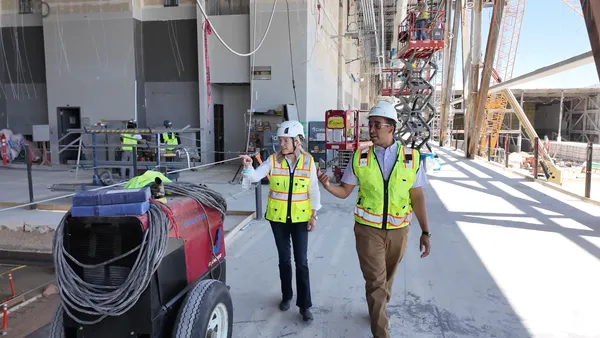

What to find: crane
left=562, top=0, right=583, bottom=16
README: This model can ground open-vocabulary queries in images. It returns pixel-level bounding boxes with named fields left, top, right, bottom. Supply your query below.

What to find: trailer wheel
left=173, top=279, right=233, bottom=338
left=49, top=305, right=65, bottom=338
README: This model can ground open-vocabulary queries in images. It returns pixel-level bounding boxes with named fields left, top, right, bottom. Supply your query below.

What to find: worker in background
left=160, top=120, right=181, bottom=162
left=120, top=120, right=143, bottom=179
left=414, top=0, right=429, bottom=40
left=317, top=101, right=431, bottom=338
left=239, top=120, right=321, bottom=323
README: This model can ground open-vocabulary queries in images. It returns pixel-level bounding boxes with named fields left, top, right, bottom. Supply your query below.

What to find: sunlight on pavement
left=489, top=181, right=540, bottom=203
left=430, top=180, right=524, bottom=214
left=457, top=221, right=600, bottom=337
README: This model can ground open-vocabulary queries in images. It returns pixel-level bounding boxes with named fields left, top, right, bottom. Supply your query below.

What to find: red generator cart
left=48, top=181, right=232, bottom=338
left=325, top=110, right=372, bottom=182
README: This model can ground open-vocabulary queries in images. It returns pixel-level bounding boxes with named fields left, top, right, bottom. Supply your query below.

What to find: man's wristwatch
left=311, top=215, right=318, bottom=220
left=421, top=231, right=431, bottom=238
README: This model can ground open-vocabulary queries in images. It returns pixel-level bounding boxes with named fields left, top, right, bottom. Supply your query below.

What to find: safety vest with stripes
left=121, top=133, right=137, bottom=151
left=162, top=132, right=178, bottom=151
left=265, top=153, right=313, bottom=223
left=352, top=142, right=420, bottom=230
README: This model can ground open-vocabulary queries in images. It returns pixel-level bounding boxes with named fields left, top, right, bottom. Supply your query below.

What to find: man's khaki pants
left=354, top=222, right=409, bottom=338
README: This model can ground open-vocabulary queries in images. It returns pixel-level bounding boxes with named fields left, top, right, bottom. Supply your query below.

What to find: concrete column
left=557, top=90, right=564, bottom=141
left=198, top=1, right=214, bottom=164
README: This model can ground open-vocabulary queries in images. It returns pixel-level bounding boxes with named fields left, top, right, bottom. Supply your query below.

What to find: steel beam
left=440, top=0, right=462, bottom=146
left=580, top=0, right=600, bottom=82
left=465, top=0, right=482, bottom=157
left=467, top=0, right=504, bottom=158
left=449, top=51, right=594, bottom=106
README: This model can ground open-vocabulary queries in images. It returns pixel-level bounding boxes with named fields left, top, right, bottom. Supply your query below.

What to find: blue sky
left=452, top=0, right=599, bottom=89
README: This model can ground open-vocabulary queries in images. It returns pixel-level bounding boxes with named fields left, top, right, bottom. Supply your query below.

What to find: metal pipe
left=25, top=145, right=35, bottom=210
left=585, top=141, right=593, bottom=198
left=380, top=0, right=385, bottom=68
left=440, top=0, right=462, bottom=146
left=504, top=136, right=509, bottom=168
left=254, top=183, right=263, bottom=220
left=487, top=134, right=491, bottom=161
left=533, top=137, right=539, bottom=179
left=557, top=90, right=564, bottom=141
left=439, top=0, right=453, bottom=146
left=337, top=0, right=344, bottom=109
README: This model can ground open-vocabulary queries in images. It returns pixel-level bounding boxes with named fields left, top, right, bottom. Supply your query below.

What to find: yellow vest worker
left=316, top=101, right=431, bottom=338
left=239, top=120, right=321, bottom=323
left=120, top=120, right=143, bottom=179
left=161, top=120, right=180, bottom=152
left=352, top=142, right=420, bottom=229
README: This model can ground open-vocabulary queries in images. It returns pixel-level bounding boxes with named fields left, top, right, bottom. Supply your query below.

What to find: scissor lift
left=384, top=9, right=445, bottom=152
left=324, top=110, right=372, bottom=182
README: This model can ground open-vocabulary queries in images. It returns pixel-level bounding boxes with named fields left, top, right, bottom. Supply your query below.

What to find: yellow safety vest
left=416, top=3, right=429, bottom=20
left=352, top=142, right=420, bottom=229
left=265, top=153, right=313, bottom=223
left=162, top=132, right=178, bottom=151
left=122, top=133, right=137, bottom=151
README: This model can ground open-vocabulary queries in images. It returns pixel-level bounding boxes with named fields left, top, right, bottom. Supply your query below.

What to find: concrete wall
left=534, top=102, right=564, bottom=140
left=41, top=0, right=200, bottom=162
left=207, top=15, right=250, bottom=83
left=250, top=0, right=308, bottom=119
left=223, top=85, right=251, bottom=158
left=0, top=3, right=48, bottom=136
left=42, top=0, right=136, bottom=160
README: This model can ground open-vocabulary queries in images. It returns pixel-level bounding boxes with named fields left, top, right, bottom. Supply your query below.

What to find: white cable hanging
left=195, top=0, right=278, bottom=57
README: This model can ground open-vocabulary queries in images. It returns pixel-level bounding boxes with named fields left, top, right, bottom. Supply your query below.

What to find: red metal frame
left=324, top=110, right=372, bottom=151
left=381, top=68, right=432, bottom=97
left=396, top=10, right=445, bottom=59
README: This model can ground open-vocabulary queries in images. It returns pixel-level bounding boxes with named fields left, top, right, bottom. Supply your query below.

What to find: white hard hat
left=368, top=101, right=399, bottom=123
left=277, top=120, right=305, bottom=139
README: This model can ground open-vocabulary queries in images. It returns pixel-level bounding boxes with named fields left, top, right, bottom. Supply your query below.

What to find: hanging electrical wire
left=195, top=0, right=277, bottom=57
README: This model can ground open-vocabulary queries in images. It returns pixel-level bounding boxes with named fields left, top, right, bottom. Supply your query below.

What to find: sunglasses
left=368, top=123, right=393, bottom=130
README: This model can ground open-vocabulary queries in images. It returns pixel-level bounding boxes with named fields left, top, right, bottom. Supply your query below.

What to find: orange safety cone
left=7, top=273, right=14, bottom=299
left=1, top=303, right=7, bottom=333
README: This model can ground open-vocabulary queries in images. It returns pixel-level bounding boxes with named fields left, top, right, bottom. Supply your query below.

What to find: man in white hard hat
left=317, top=101, right=431, bottom=338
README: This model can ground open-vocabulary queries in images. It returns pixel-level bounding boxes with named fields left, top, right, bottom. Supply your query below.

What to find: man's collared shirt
left=340, top=141, right=429, bottom=188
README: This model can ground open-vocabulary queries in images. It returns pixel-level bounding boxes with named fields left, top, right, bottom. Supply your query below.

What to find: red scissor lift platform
left=396, top=10, right=445, bottom=60
left=324, top=110, right=372, bottom=182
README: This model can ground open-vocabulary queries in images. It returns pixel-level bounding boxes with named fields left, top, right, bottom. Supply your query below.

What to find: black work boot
left=279, top=299, right=291, bottom=311
left=300, top=308, right=314, bottom=322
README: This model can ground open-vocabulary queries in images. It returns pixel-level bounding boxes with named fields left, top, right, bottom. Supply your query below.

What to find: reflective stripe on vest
left=352, top=142, right=419, bottom=229
left=265, top=153, right=313, bottom=223
left=122, top=133, right=137, bottom=151
left=162, top=132, right=178, bottom=151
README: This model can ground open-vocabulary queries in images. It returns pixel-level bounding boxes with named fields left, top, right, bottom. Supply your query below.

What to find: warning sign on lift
left=327, top=116, right=344, bottom=129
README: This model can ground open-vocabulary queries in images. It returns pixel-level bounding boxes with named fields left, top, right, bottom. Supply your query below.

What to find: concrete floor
left=227, top=147, right=600, bottom=338
left=10, top=147, right=600, bottom=337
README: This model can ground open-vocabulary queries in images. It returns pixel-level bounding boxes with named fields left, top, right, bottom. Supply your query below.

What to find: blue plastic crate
left=71, top=201, right=150, bottom=217
left=73, top=187, right=150, bottom=206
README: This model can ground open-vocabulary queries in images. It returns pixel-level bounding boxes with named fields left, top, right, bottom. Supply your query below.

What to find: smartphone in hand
left=318, top=159, right=326, bottom=173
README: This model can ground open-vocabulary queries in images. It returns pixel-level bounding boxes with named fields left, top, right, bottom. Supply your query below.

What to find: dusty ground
left=4, top=295, right=59, bottom=338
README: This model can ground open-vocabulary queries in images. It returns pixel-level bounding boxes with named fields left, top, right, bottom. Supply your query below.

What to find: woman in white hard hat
left=239, top=120, right=321, bottom=322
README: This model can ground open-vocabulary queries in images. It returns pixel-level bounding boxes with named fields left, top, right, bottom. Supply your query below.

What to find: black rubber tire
left=172, top=279, right=233, bottom=338
left=49, top=305, right=65, bottom=338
